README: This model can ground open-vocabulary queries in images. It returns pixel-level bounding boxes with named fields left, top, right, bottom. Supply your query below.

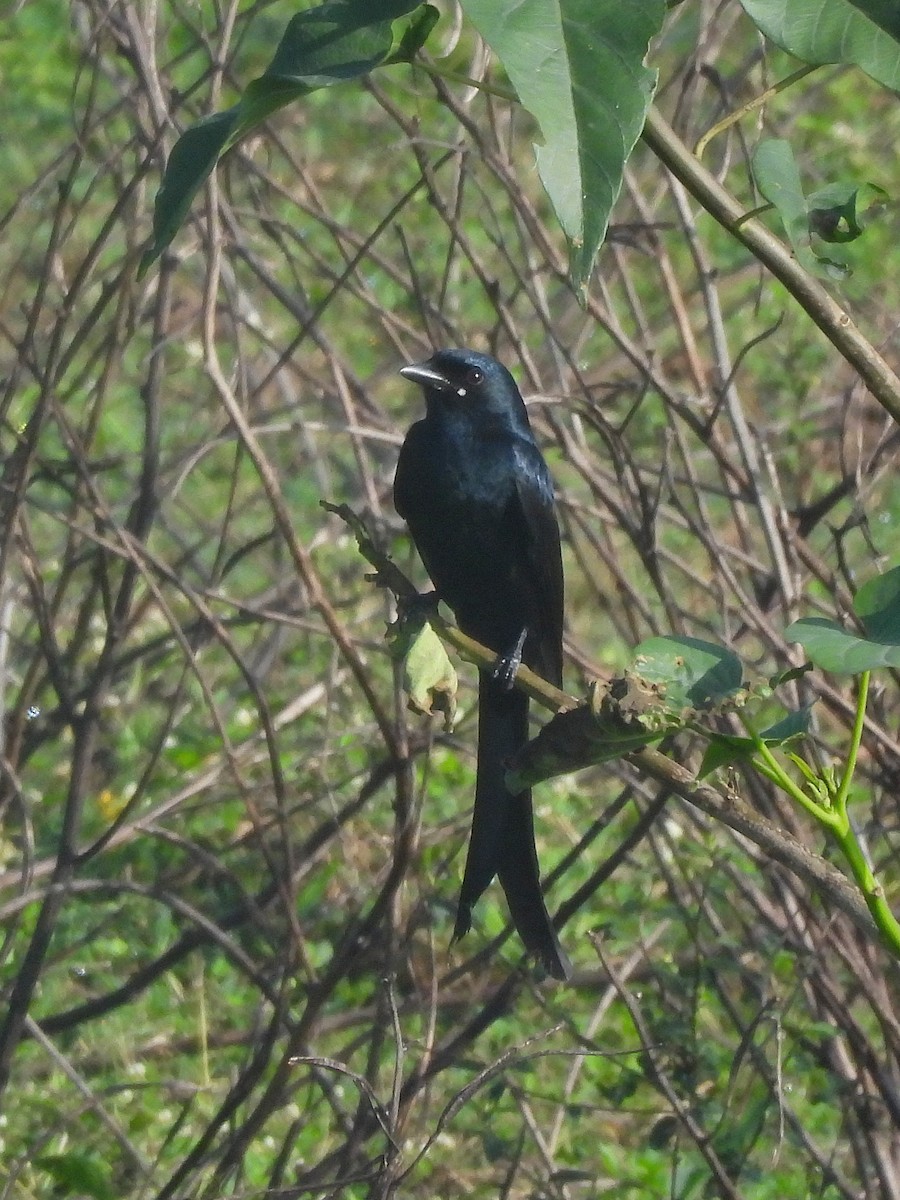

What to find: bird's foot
left=492, top=627, right=528, bottom=691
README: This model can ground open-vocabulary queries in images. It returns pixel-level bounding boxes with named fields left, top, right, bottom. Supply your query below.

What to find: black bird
left=394, top=348, right=571, bottom=979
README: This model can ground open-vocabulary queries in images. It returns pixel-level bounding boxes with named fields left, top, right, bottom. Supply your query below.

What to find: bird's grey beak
left=398, top=362, right=454, bottom=392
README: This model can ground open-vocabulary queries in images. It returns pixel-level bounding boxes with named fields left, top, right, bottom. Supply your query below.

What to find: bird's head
left=399, top=349, right=529, bottom=425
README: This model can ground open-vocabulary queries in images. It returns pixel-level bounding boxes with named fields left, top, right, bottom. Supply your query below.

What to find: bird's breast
left=428, top=425, right=520, bottom=503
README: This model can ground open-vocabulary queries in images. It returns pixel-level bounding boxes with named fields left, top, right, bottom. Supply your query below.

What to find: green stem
left=825, top=670, right=900, bottom=955
left=832, top=670, right=869, bottom=824
left=420, top=61, right=518, bottom=104
left=830, top=820, right=900, bottom=958
left=750, top=751, right=832, bottom=824
left=742, top=680, right=900, bottom=959
left=695, top=64, right=818, bottom=160
left=739, top=716, right=835, bottom=826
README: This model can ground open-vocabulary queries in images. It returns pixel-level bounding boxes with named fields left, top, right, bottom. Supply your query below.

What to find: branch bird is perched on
left=394, top=348, right=571, bottom=980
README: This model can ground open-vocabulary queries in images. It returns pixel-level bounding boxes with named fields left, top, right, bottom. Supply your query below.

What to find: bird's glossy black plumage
left=394, top=349, right=570, bottom=979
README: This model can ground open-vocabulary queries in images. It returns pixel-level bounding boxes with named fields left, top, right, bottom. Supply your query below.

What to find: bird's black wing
left=510, top=438, right=564, bottom=688
left=392, top=418, right=426, bottom=526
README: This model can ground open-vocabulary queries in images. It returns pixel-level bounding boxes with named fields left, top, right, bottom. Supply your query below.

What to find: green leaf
left=387, top=610, right=458, bottom=731
left=385, top=2, right=440, bottom=64
left=141, top=110, right=238, bottom=276
left=853, top=563, right=900, bottom=642
left=459, top=0, right=666, bottom=293
left=807, top=181, right=888, bottom=243
left=769, top=662, right=814, bottom=688
left=786, top=617, right=900, bottom=673
left=738, top=0, right=900, bottom=91
left=38, top=1153, right=114, bottom=1200
left=140, top=1, right=434, bottom=274
left=510, top=636, right=743, bottom=788
left=507, top=685, right=669, bottom=790
left=787, top=566, right=900, bottom=672
left=631, top=635, right=743, bottom=711
left=699, top=707, right=812, bottom=778
left=845, top=0, right=900, bottom=41
left=752, top=139, right=807, bottom=239
left=751, top=139, right=850, bottom=278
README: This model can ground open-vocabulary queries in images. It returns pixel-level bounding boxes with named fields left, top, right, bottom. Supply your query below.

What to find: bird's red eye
left=466, top=367, right=484, bottom=386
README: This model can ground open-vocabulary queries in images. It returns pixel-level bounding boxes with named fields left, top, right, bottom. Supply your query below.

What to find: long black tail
left=452, top=675, right=571, bottom=980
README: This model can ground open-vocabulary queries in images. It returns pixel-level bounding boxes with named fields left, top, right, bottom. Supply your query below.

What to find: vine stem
left=826, top=670, right=900, bottom=956
left=694, top=64, right=819, bottom=160
left=749, top=743, right=833, bottom=826
left=833, top=669, right=869, bottom=821
left=832, top=822, right=900, bottom=958
left=744, top=681, right=900, bottom=959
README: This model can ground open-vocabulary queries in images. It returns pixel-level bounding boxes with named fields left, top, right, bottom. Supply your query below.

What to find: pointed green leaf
left=141, top=109, right=237, bottom=276
left=853, top=563, right=900, bottom=642
left=140, top=1, right=433, bottom=274
left=786, top=616, right=900, bottom=673
left=752, top=138, right=815, bottom=269
left=460, top=0, right=665, bottom=292
left=752, top=139, right=807, bottom=239
left=738, top=0, right=900, bottom=91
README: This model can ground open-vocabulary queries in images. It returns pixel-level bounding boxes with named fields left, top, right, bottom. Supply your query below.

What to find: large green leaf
left=738, top=0, right=900, bottom=90
left=786, top=565, right=900, bottom=672
left=785, top=616, right=900, bottom=672
left=853, top=563, right=900, bottom=642
left=140, top=1, right=437, bottom=275
left=631, top=635, right=743, bottom=710
left=460, top=0, right=665, bottom=292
